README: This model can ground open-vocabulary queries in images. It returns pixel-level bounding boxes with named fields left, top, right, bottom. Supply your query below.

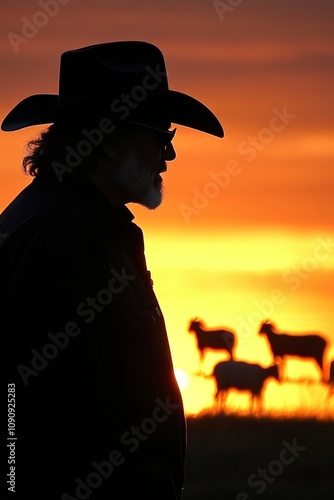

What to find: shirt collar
left=62, top=176, right=135, bottom=230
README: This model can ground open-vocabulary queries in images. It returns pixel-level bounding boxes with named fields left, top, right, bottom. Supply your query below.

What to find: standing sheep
left=212, top=360, right=279, bottom=413
left=258, top=320, right=328, bottom=380
left=188, top=318, right=235, bottom=374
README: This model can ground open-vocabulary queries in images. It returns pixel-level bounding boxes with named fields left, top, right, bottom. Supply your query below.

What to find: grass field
left=183, top=412, right=334, bottom=500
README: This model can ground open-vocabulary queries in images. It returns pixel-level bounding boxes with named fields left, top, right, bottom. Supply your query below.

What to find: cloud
left=1, top=0, right=333, bottom=232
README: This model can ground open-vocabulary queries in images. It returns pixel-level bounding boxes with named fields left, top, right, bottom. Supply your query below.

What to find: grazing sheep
left=188, top=318, right=235, bottom=374
left=212, top=360, right=279, bottom=413
left=259, top=321, right=327, bottom=380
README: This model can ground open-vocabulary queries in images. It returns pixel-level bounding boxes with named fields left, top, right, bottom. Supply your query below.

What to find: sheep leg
left=315, top=357, right=325, bottom=382
left=213, top=391, right=219, bottom=413
left=198, top=350, right=204, bottom=375
left=278, top=357, right=286, bottom=380
left=250, top=394, right=255, bottom=415
left=221, top=390, right=229, bottom=413
left=214, top=389, right=224, bottom=413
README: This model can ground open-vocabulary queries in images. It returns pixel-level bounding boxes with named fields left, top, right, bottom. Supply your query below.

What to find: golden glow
left=174, top=368, right=190, bottom=392
left=144, top=230, right=334, bottom=419
left=1, top=1, right=333, bottom=419
left=178, top=368, right=334, bottom=419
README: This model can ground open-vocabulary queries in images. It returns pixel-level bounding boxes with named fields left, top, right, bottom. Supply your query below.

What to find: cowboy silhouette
left=0, top=41, right=223, bottom=500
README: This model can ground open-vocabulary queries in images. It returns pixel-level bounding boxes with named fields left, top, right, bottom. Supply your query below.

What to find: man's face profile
left=98, top=125, right=177, bottom=209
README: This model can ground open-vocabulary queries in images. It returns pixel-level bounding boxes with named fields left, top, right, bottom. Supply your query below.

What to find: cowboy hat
left=1, top=41, right=224, bottom=137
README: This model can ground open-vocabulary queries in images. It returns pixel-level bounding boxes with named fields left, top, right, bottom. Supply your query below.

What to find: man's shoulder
left=0, top=178, right=98, bottom=249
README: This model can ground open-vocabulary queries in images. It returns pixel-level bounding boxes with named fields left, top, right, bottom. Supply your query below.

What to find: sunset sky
left=1, top=0, right=333, bottom=417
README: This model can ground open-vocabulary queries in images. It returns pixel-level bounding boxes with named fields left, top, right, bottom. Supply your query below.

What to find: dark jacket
left=0, top=176, right=186, bottom=500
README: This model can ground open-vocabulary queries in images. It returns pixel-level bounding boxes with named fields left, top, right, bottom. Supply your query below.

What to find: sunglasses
left=129, top=120, right=177, bottom=151
left=155, top=127, right=177, bottom=152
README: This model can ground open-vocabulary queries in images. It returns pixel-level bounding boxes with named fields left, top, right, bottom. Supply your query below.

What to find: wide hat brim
left=1, top=41, right=224, bottom=137
left=1, top=89, right=224, bottom=137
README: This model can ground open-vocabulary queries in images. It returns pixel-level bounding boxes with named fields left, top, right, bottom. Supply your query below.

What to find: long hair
left=23, top=126, right=54, bottom=177
left=22, top=122, right=100, bottom=181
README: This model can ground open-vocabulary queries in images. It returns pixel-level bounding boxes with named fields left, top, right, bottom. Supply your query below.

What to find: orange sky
left=1, top=0, right=333, bottom=417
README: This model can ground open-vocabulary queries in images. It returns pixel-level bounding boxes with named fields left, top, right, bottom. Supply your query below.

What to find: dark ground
left=183, top=413, right=334, bottom=500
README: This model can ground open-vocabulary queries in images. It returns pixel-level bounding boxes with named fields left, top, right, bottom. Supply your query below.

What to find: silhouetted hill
left=183, top=413, right=334, bottom=500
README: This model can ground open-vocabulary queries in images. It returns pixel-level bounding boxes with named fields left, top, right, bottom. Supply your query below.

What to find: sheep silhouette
left=212, top=360, right=280, bottom=414
left=258, top=320, right=328, bottom=380
left=188, top=318, right=235, bottom=374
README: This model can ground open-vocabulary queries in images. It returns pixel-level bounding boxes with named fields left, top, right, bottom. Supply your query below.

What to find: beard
left=113, top=148, right=164, bottom=209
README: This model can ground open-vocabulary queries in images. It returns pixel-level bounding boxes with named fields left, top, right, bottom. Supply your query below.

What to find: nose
left=163, top=142, right=176, bottom=162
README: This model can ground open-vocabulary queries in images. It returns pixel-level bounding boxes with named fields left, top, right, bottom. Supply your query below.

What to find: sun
left=174, top=368, right=190, bottom=391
